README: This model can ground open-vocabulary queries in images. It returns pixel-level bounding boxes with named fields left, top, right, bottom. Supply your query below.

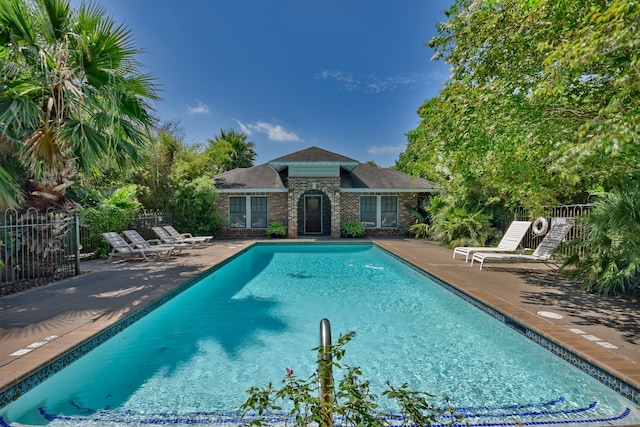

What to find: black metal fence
left=0, top=208, right=80, bottom=296
left=1, top=209, right=170, bottom=296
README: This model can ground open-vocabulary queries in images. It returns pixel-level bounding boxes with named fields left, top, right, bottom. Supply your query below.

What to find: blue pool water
left=0, top=243, right=637, bottom=426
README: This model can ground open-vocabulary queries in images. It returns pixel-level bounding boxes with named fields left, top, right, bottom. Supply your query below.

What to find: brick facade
left=216, top=192, right=288, bottom=239
left=287, top=177, right=341, bottom=238
left=216, top=189, right=424, bottom=239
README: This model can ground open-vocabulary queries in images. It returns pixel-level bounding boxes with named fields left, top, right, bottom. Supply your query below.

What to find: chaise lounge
left=470, top=223, right=573, bottom=270
left=102, top=232, right=175, bottom=262
left=163, top=225, right=212, bottom=247
left=123, top=229, right=186, bottom=254
left=453, top=220, right=532, bottom=262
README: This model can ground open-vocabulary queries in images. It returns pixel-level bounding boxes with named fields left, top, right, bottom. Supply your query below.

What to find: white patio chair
left=471, top=223, right=573, bottom=270
left=453, top=220, right=532, bottom=262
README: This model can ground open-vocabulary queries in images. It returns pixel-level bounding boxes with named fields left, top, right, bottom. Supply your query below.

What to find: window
left=381, top=196, right=398, bottom=227
left=360, top=196, right=377, bottom=228
left=251, top=197, right=267, bottom=228
left=229, top=197, right=246, bottom=228
left=359, top=195, right=398, bottom=228
left=229, top=196, right=268, bottom=229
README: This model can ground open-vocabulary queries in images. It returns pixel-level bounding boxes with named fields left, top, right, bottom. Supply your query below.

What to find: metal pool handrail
left=319, top=318, right=334, bottom=427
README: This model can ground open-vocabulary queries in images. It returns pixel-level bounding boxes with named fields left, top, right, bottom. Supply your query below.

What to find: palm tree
left=0, top=0, right=158, bottom=209
left=209, top=129, right=256, bottom=171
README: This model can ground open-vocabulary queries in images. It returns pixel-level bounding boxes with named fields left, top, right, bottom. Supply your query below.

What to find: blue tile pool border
left=1, top=241, right=638, bottom=411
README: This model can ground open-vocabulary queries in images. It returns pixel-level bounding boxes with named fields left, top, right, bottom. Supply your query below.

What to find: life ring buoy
left=532, top=217, right=549, bottom=236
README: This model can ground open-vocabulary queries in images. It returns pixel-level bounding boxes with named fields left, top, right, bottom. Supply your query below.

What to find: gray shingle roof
left=214, top=147, right=437, bottom=192
left=214, top=163, right=286, bottom=190
left=343, top=164, right=437, bottom=191
left=269, top=146, right=358, bottom=163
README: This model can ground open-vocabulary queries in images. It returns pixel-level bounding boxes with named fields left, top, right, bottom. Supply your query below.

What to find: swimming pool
left=0, top=243, right=637, bottom=426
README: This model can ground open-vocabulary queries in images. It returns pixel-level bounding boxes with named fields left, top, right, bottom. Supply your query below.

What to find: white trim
left=228, top=195, right=268, bottom=229
left=219, top=188, right=435, bottom=194
left=341, top=188, right=436, bottom=193
left=359, top=195, right=398, bottom=228
left=218, top=188, right=288, bottom=193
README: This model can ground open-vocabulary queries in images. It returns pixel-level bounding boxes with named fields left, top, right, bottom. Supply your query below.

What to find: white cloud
left=367, top=145, right=405, bottom=155
left=316, top=70, right=360, bottom=91
left=187, top=100, right=210, bottom=115
left=237, top=120, right=303, bottom=142
left=236, top=120, right=252, bottom=135
left=317, top=70, right=437, bottom=94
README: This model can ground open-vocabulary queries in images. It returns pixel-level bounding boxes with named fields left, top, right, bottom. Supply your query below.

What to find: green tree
left=134, top=123, right=184, bottom=210
left=207, top=129, right=256, bottom=172
left=0, top=0, right=158, bottom=209
left=399, top=0, right=639, bottom=210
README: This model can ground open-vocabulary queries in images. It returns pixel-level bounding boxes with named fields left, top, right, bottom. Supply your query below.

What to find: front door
left=305, top=196, right=322, bottom=234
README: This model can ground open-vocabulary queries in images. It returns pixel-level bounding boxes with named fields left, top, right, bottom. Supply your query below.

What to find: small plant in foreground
left=266, top=221, right=287, bottom=238
left=341, top=221, right=365, bottom=238
left=240, top=332, right=464, bottom=426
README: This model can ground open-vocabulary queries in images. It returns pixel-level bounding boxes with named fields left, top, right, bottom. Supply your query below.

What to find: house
left=213, top=146, right=438, bottom=238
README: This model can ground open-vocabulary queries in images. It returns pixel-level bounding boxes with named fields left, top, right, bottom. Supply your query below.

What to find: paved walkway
left=1, top=239, right=639, bottom=410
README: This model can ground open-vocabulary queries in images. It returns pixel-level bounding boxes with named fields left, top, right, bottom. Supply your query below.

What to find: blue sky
left=93, top=1, right=453, bottom=167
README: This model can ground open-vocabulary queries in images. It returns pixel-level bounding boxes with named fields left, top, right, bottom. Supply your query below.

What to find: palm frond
left=0, top=163, right=24, bottom=209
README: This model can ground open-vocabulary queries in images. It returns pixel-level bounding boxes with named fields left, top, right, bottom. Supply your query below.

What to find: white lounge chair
left=102, top=232, right=174, bottom=262
left=152, top=226, right=207, bottom=248
left=123, top=229, right=186, bottom=254
left=453, top=220, right=532, bottom=262
left=471, top=223, right=573, bottom=270
left=163, top=225, right=212, bottom=247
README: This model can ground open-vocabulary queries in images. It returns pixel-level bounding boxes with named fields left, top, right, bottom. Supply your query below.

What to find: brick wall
left=216, top=189, right=424, bottom=239
left=340, top=192, right=422, bottom=237
left=216, top=192, right=288, bottom=239
left=288, top=177, right=341, bottom=238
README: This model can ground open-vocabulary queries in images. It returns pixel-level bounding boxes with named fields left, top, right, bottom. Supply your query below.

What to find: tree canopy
left=397, top=0, right=639, bottom=210
left=0, top=0, right=158, bottom=209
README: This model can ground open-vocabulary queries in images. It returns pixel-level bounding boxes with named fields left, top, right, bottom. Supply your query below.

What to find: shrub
left=407, top=197, right=432, bottom=239
left=170, top=176, right=222, bottom=236
left=341, top=221, right=365, bottom=238
left=78, top=185, right=142, bottom=258
left=79, top=205, right=138, bottom=258
left=105, top=185, right=142, bottom=211
left=562, top=183, right=640, bottom=296
left=266, top=221, right=287, bottom=238
left=241, top=332, right=463, bottom=426
left=425, top=196, right=491, bottom=248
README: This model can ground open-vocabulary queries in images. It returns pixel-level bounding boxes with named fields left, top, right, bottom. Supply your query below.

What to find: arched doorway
left=297, top=190, right=331, bottom=236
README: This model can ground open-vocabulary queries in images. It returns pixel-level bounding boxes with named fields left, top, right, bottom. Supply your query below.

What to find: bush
left=341, top=221, right=365, bottom=238
left=78, top=185, right=142, bottom=258
left=562, top=183, right=640, bottom=296
left=241, top=332, right=463, bottom=426
left=431, top=206, right=490, bottom=248
left=266, top=221, right=287, bottom=238
left=407, top=197, right=432, bottom=239
left=79, top=205, right=138, bottom=258
left=104, top=185, right=142, bottom=211
left=170, top=176, right=222, bottom=236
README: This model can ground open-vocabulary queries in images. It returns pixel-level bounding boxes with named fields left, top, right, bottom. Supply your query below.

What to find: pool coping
left=0, top=239, right=639, bottom=415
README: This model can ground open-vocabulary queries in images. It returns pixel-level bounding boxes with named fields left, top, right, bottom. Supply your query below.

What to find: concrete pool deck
left=1, top=238, right=639, bottom=411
